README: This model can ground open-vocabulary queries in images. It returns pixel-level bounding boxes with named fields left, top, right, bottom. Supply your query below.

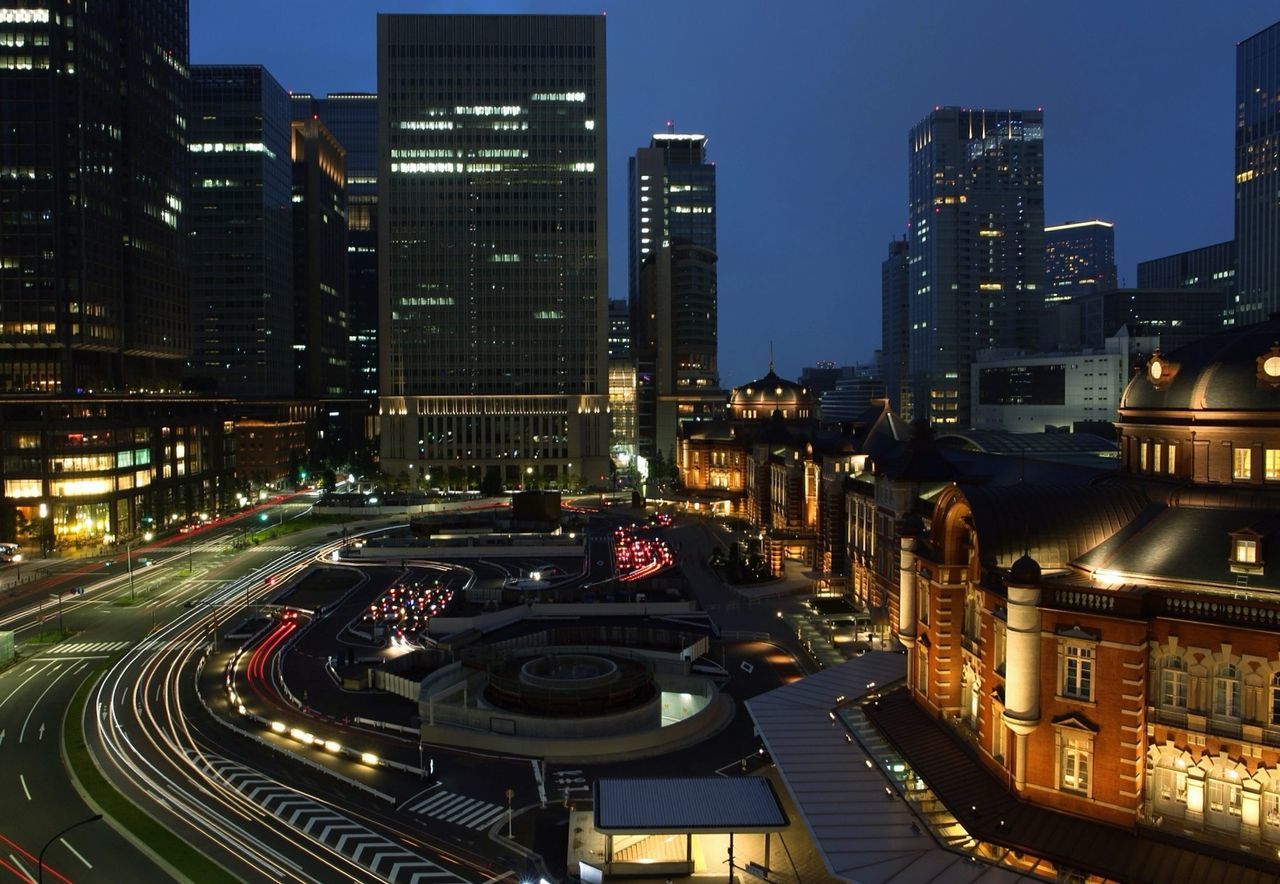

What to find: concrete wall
left=427, top=601, right=697, bottom=637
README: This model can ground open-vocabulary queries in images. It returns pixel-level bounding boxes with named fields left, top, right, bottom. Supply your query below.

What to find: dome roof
left=1121, top=316, right=1280, bottom=412
left=730, top=367, right=814, bottom=410
left=1007, top=553, right=1042, bottom=586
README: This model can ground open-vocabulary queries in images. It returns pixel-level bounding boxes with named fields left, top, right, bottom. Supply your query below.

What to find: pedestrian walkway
left=404, top=788, right=508, bottom=830
left=42, top=640, right=131, bottom=655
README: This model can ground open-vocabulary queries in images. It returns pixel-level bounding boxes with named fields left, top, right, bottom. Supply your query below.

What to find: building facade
left=1044, top=219, right=1117, bottom=303
left=880, top=238, right=910, bottom=415
left=189, top=65, right=295, bottom=396
left=290, top=118, right=349, bottom=398
left=294, top=92, right=380, bottom=398
left=607, top=299, right=637, bottom=470
left=899, top=316, right=1280, bottom=864
left=1136, top=240, right=1236, bottom=294
left=907, top=108, right=1046, bottom=427
left=1235, top=21, right=1280, bottom=324
left=377, top=14, right=609, bottom=490
left=629, top=131, right=721, bottom=460
left=0, top=1, right=190, bottom=394
left=0, top=2, right=236, bottom=547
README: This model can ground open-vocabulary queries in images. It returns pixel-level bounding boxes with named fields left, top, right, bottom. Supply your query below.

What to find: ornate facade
left=899, top=317, right=1280, bottom=862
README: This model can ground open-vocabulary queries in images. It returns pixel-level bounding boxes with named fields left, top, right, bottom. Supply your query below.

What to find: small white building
left=969, top=332, right=1158, bottom=432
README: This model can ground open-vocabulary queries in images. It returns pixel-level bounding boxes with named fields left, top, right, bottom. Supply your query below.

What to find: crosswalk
left=404, top=789, right=507, bottom=830
left=45, top=640, right=130, bottom=655
left=191, top=751, right=473, bottom=883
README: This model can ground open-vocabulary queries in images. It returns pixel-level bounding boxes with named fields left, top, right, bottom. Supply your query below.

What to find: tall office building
left=1235, top=21, right=1280, bottom=323
left=290, top=118, right=349, bottom=398
left=0, top=2, right=190, bottom=393
left=293, top=93, right=379, bottom=397
left=1044, top=219, right=1117, bottom=303
left=629, top=131, right=720, bottom=459
left=0, top=2, right=233, bottom=547
left=377, top=14, right=608, bottom=490
left=189, top=65, right=294, bottom=396
left=907, top=107, right=1045, bottom=426
left=1136, top=240, right=1236, bottom=292
left=880, top=238, right=910, bottom=415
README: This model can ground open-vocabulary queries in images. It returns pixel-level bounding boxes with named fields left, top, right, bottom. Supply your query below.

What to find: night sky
left=192, top=1, right=1278, bottom=388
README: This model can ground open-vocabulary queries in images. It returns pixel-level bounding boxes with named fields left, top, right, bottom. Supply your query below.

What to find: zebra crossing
left=190, top=751, right=473, bottom=883
left=404, top=788, right=506, bottom=830
left=45, top=640, right=130, bottom=655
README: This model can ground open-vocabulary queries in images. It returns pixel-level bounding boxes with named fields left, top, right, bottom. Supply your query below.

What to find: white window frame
left=1233, top=446, right=1252, bottom=480
left=1060, top=641, right=1095, bottom=702
left=1056, top=729, right=1093, bottom=797
left=1213, top=663, right=1241, bottom=720
left=1160, top=657, right=1188, bottom=710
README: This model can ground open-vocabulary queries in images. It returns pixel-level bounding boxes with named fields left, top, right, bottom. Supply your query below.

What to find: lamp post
left=38, top=814, right=102, bottom=883
left=126, top=531, right=154, bottom=602
left=38, top=502, right=49, bottom=558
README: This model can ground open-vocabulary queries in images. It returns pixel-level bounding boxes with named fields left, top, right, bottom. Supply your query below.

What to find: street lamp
left=126, top=531, right=154, bottom=602
left=38, top=502, right=49, bottom=558
left=38, top=814, right=102, bottom=883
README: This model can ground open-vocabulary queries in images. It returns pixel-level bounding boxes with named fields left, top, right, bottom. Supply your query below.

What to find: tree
left=480, top=467, right=504, bottom=497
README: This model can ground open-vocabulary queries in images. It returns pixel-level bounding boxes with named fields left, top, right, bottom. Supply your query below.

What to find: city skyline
left=191, top=0, right=1278, bottom=386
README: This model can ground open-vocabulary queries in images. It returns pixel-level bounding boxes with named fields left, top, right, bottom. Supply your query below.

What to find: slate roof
left=593, top=777, right=788, bottom=833
left=1121, top=314, right=1280, bottom=411
left=960, top=480, right=1151, bottom=570
left=1074, top=505, right=1280, bottom=591
left=935, top=430, right=1117, bottom=456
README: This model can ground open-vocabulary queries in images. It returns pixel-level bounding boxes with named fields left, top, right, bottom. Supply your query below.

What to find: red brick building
left=898, top=318, right=1280, bottom=860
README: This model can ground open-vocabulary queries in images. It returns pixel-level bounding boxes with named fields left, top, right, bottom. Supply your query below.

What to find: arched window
left=1214, top=664, right=1241, bottom=719
left=1206, top=767, right=1243, bottom=832
left=1161, top=656, right=1188, bottom=710
left=1152, top=755, right=1188, bottom=817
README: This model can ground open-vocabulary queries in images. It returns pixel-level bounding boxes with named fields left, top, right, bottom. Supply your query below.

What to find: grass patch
left=26, top=629, right=70, bottom=645
left=64, top=671, right=239, bottom=884
left=247, top=513, right=345, bottom=545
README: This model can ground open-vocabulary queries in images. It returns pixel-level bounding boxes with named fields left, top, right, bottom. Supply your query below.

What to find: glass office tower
left=1234, top=21, right=1280, bottom=323
left=907, top=108, right=1045, bottom=426
left=377, top=14, right=608, bottom=490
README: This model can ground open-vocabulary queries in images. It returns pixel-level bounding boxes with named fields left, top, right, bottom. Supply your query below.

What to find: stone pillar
left=1242, top=779, right=1262, bottom=844
left=1002, top=555, right=1042, bottom=793
left=1185, top=767, right=1205, bottom=827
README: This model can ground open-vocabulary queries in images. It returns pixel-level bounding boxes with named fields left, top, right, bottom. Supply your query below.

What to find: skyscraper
left=290, top=118, right=349, bottom=398
left=607, top=299, right=637, bottom=470
left=0, top=2, right=190, bottom=393
left=1043, top=219, right=1117, bottom=303
left=880, top=238, right=910, bottom=415
left=1235, top=21, right=1280, bottom=323
left=907, top=108, right=1045, bottom=426
left=293, top=93, right=379, bottom=397
left=377, top=14, right=608, bottom=490
left=629, top=131, right=720, bottom=459
left=0, top=2, right=233, bottom=547
left=189, top=65, right=295, bottom=396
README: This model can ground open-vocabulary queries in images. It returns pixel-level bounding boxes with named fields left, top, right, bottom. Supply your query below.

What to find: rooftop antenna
left=666, top=119, right=675, bottom=134
left=769, top=341, right=775, bottom=373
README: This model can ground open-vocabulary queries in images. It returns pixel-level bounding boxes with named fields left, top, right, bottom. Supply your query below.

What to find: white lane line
left=8, top=854, right=35, bottom=883
left=20, top=658, right=74, bottom=741
left=19, top=773, right=31, bottom=800
left=0, top=661, right=53, bottom=714
left=59, top=838, right=93, bottom=869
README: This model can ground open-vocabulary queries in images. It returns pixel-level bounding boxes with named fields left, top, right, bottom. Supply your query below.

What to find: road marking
left=407, top=790, right=505, bottom=830
left=8, top=853, right=35, bottom=883
left=59, top=838, right=92, bottom=869
left=43, top=641, right=130, bottom=655
left=19, top=773, right=31, bottom=800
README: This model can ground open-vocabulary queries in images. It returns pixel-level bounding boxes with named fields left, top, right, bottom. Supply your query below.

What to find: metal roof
left=746, top=654, right=1022, bottom=883
left=593, top=777, right=788, bottom=833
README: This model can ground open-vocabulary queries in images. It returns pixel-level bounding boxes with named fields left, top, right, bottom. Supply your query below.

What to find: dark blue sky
left=192, top=1, right=1278, bottom=387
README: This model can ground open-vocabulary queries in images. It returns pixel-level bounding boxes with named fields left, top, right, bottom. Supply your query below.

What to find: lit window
left=1061, top=643, right=1093, bottom=701
left=1167, top=443, right=1177, bottom=474
left=1160, top=657, right=1188, bottom=710
left=1234, top=538, right=1258, bottom=564
left=1207, top=774, right=1242, bottom=817
left=1233, top=447, right=1252, bottom=480
left=1139, top=442, right=1148, bottom=471
left=1266, top=449, right=1280, bottom=480
left=1214, top=664, right=1241, bottom=719
left=1152, top=443, right=1162, bottom=473
left=1056, top=728, right=1093, bottom=796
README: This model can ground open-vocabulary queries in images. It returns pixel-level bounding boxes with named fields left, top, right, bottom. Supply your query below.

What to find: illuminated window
left=1167, top=443, right=1177, bottom=474
left=1233, top=447, right=1252, bottom=480
left=1266, top=449, right=1280, bottom=480
left=1160, top=657, right=1187, bottom=710
left=1234, top=538, right=1258, bottom=564
left=1139, top=442, right=1148, bottom=471
left=1055, top=727, right=1094, bottom=796
left=1060, top=643, right=1093, bottom=701
left=1214, top=664, right=1241, bottom=719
